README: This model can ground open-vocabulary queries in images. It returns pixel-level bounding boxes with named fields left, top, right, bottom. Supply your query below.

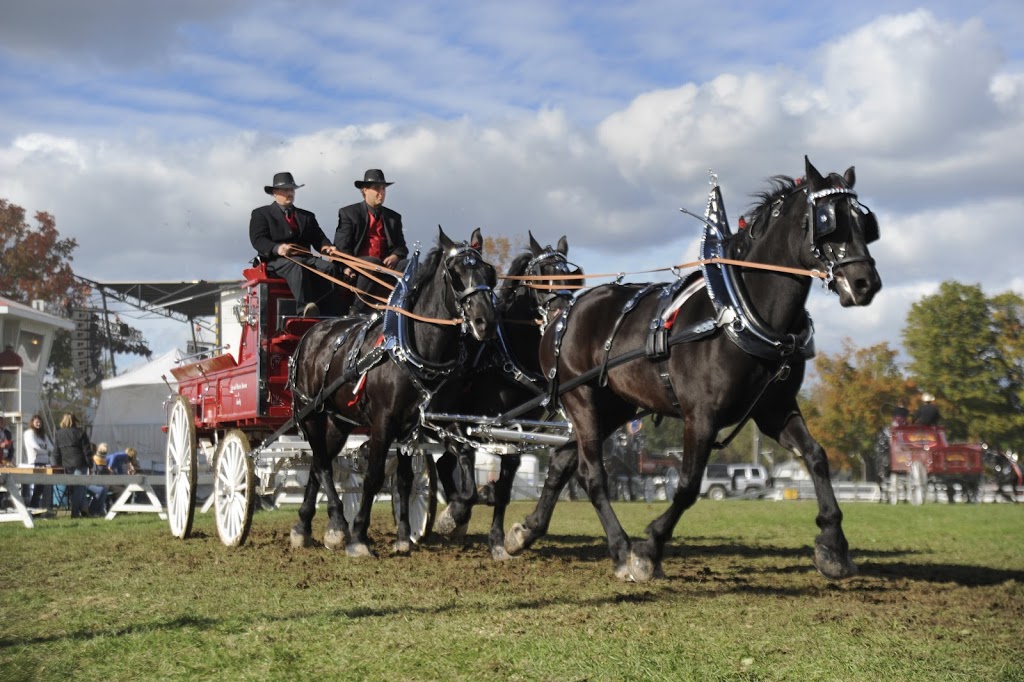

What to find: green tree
left=902, top=281, right=1024, bottom=444
left=805, top=341, right=911, bottom=477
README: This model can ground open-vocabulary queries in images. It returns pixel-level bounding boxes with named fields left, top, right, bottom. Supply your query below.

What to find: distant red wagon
left=884, top=423, right=984, bottom=505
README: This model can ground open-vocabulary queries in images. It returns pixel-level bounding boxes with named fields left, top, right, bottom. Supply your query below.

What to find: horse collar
left=700, top=185, right=816, bottom=362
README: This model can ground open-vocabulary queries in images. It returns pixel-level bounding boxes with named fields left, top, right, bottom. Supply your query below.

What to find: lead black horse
left=289, top=228, right=498, bottom=556
left=507, top=157, right=882, bottom=581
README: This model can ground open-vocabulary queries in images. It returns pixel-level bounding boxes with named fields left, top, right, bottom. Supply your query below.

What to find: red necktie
left=285, top=208, right=298, bottom=233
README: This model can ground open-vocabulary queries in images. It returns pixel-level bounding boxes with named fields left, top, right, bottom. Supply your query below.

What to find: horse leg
left=630, top=411, right=716, bottom=580
left=486, top=453, right=520, bottom=561
left=765, top=411, right=857, bottom=580
left=317, top=421, right=353, bottom=550
left=346, top=433, right=391, bottom=558
left=506, top=439, right=578, bottom=554
left=291, top=417, right=326, bottom=549
left=434, top=445, right=477, bottom=542
left=391, top=453, right=414, bottom=554
left=575, top=431, right=635, bottom=581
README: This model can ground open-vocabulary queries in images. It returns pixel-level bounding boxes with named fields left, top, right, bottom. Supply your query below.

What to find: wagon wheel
left=165, top=395, right=198, bottom=539
left=213, top=430, right=256, bottom=547
left=643, top=476, right=656, bottom=503
left=392, top=450, right=438, bottom=544
left=335, top=456, right=364, bottom=530
left=909, top=461, right=928, bottom=506
left=888, top=472, right=901, bottom=505
left=663, top=467, right=680, bottom=500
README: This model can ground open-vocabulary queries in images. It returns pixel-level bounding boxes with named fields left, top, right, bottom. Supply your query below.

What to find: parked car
left=728, top=464, right=773, bottom=496
left=701, top=463, right=733, bottom=500
left=700, top=463, right=773, bottom=500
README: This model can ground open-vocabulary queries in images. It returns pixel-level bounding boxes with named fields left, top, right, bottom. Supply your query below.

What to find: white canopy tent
left=91, top=349, right=182, bottom=471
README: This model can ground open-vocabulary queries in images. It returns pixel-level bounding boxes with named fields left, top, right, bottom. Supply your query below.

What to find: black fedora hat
left=354, top=169, right=394, bottom=189
left=264, top=172, right=305, bottom=195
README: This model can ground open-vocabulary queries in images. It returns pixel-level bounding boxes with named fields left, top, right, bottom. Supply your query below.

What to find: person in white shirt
left=21, top=414, right=53, bottom=509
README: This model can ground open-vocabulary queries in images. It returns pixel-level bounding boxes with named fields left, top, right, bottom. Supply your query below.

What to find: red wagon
left=163, top=263, right=437, bottom=546
left=885, top=423, right=983, bottom=505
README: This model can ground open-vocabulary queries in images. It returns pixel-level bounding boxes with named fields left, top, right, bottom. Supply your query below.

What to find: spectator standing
left=53, top=413, right=93, bottom=518
left=21, top=414, right=53, bottom=509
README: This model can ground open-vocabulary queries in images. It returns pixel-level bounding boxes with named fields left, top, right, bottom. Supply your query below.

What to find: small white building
left=0, top=298, right=75, bottom=465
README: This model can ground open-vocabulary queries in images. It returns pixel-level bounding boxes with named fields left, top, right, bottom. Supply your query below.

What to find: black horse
left=289, top=227, right=498, bottom=556
left=507, top=157, right=882, bottom=581
left=433, top=233, right=580, bottom=559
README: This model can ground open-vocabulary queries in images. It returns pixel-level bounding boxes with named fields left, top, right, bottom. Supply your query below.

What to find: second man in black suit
left=335, top=169, right=409, bottom=312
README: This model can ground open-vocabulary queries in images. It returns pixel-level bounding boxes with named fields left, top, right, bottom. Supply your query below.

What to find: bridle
left=440, top=242, right=497, bottom=332
left=802, top=185, right=879, bottom=284
left=521, top=250, right=583, bottom=334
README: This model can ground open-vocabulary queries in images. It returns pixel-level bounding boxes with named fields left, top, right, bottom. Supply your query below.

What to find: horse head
left=524, top=231, right=582, bottom=329
left=801, top=156, right=882, bottom=306
left=743, top=157, right=882, bottom=308
left=437, top=226, right=498, bottom=341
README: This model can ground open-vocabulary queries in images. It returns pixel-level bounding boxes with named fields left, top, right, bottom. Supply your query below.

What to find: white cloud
left=1, top=7, right=1022, bottom=365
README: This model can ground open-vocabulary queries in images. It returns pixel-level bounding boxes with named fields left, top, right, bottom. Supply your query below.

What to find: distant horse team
left=288, top=157, right=884, bottom=581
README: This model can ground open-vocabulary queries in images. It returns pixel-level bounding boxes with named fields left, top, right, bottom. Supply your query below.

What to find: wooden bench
left=0, top=468, right=168, bottom=528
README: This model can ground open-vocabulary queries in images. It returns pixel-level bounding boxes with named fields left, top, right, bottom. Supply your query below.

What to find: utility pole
left=752, top=428, right=760, bottom=466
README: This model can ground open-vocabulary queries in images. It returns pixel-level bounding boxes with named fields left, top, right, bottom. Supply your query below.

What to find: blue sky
left=1, top=1, right=1023, bottom=368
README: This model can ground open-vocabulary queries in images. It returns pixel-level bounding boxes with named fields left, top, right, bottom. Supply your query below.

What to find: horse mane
left=496, top=251, right=532, bottom=306
left=745, top=175, right=799, bottom=238
left=410, top=244, right=445, bottom=293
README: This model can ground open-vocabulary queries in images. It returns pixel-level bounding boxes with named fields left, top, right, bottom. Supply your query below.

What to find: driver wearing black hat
left=334, top=169, right=409, bottom=313
left=249, top=172, right=345, bottom=317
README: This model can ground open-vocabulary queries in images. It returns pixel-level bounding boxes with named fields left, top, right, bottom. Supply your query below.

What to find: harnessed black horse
left=432, top=233, right=581, bottom=559
left=506, top=157, right=882, bottom=581
left=288, top=227, right=498, bottom=556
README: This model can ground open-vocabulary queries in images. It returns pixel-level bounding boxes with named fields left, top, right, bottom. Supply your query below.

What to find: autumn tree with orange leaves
left=0, top=199, right=89, bottom=307
left=1, top=198, right=95, bottom=411
left=803, top=340, right=914, bottom=478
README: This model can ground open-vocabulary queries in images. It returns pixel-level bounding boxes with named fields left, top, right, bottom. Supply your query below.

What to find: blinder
left=805, top=186, right=879, bottom=245
left=444, top=243, right=496, bottom=305
left=855, top=201, right=880, bottom=244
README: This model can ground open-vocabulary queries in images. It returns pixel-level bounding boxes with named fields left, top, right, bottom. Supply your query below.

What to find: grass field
left=1, top=499, right=1022, bottom=681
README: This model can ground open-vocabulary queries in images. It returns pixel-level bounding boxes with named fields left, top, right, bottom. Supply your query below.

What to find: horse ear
left=556, top=235, right=568, bottom=255
left=843, top=166, right=856, bottom=188
left=438, top=225, right=454, bottom=250
left=528, top=231, right=543, bottom=255
left=470, top=227, right=483, bottom=251
left=804, top=155, right=825, bottom=187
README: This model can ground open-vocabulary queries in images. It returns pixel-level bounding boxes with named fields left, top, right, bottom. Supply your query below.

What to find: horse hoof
left=628, top=551, right=655, bottom=583
left=290, top=529, right=313, bottom=549
left=346, top=542, right=374, bottom=558
left=505, top=523, right=528, bottom=555
left=434, top=506, right=458, bottom=537
left=614, top=563, right=635, bottom=582
left=814, top=545, right=858, bottom=580
left=393, top=540, right=412, bottom=555
left=491, top=546, right=514, bottom=562
left=323, top=528, right=346, bottom=551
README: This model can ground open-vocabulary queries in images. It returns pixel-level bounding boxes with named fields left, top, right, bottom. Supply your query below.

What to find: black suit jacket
left=249, top=203, right=331, bottom=258
left=334, top=202, right=408, bottom=260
